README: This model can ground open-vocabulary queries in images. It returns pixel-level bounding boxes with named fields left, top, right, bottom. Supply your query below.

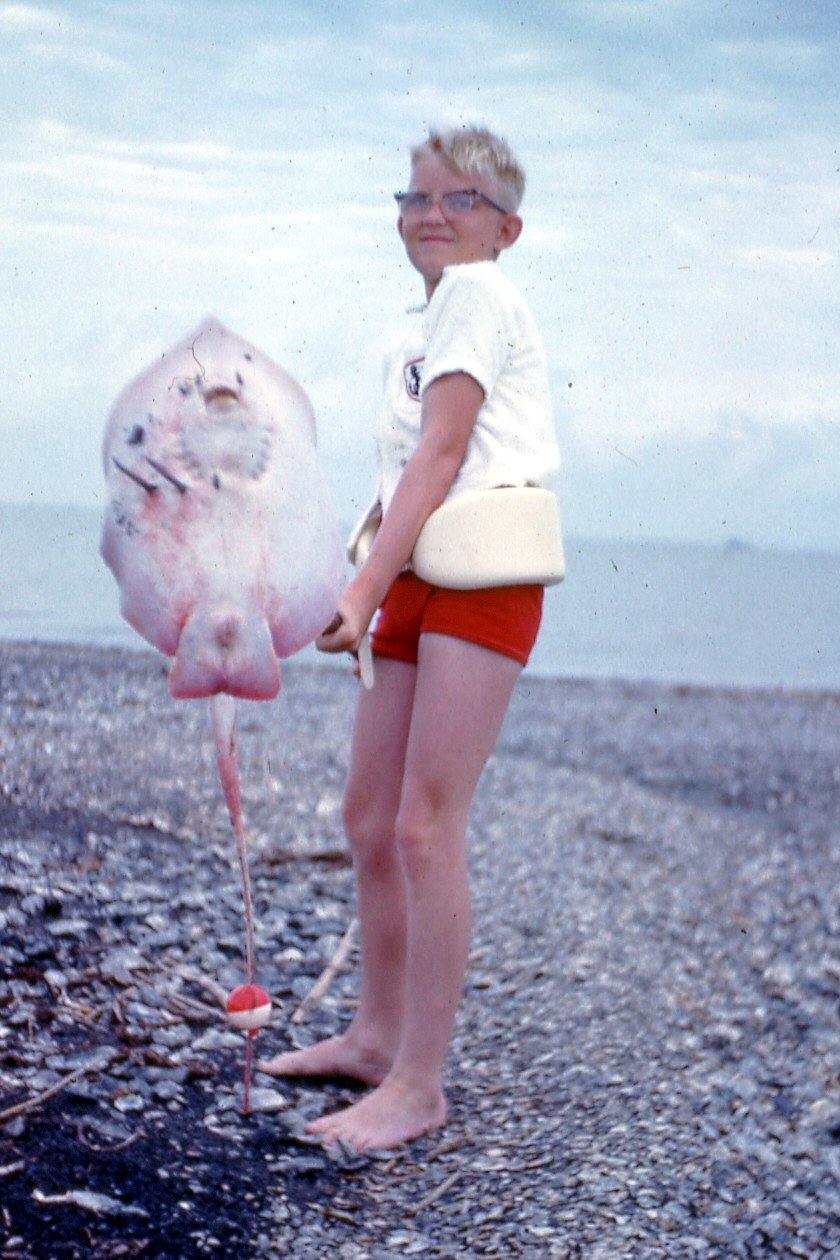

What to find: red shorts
left=370, top=572, right=544, bottom=668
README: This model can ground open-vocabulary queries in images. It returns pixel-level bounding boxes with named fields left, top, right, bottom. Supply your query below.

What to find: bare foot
left=256, top=1032, right=392, bottom=1086
left=306, top=1076, right=447, bottom=1151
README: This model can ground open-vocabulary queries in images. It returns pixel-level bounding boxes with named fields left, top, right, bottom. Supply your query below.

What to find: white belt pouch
left=348, top=487, right=565, bottom=589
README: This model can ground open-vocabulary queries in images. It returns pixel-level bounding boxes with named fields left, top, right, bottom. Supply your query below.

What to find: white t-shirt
left=376, top=261, right=560, bottom=512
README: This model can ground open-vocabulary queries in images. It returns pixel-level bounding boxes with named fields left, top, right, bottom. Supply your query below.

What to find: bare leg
left=258, top=656, right=416, bottom=1084
left=308, top=634, right=521, bottom=1149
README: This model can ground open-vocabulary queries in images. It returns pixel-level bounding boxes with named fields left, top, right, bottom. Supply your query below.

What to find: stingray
left=101, top=317, right=345, bottom=1109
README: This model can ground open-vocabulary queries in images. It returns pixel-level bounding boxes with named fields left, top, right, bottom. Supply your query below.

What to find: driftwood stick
left=409, top=1170, right=462, bottom=1216
left=258, top=847, right=351, bottom=869
left=165, top=992, right=218, bottom=1024
left=0, top=1050, right=117, bottom=1125
left=291, top=918, right=358, bottom=1024
left=427, top=1133, right=473, bottom=1161
left=170, top=965, right=228, bottom=1008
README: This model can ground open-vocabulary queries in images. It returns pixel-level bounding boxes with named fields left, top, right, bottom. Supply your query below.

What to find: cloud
left=0, top=3, right=68, bottom=30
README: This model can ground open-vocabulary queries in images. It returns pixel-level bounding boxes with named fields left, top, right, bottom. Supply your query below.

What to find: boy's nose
left=421, top=198, right=449, bottom=223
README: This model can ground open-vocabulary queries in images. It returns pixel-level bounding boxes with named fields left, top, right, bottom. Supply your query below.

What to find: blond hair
left=410, top=126, right=526, bottom=212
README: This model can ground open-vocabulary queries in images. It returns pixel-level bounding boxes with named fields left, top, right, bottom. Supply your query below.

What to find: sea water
left=0, top=502, right=837, bottom=691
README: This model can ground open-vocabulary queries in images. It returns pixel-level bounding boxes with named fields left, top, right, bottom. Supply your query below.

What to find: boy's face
left=397, top=152, right=522, bottom=296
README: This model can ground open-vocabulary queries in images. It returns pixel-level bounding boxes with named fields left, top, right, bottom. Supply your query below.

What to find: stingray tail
left=211, top=694, right=255, bottom=985
left=212, top=693, right=265, bottom=1115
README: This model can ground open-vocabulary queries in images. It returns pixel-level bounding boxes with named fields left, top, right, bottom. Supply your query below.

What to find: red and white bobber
left=226, top=983, right=272, bottom=1031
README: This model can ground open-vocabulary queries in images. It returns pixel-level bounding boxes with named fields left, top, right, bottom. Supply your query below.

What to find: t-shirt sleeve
left=420, top=266, right=510, bottom=399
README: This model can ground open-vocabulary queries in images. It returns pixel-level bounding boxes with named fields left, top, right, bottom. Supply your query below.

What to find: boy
left=259, top=126, right=560, bottom=1151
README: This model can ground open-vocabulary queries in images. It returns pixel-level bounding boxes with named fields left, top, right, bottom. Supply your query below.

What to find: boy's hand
left=316, top=586, right=374, bottom=656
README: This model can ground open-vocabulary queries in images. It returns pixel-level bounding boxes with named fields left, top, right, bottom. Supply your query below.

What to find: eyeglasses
left=394, top=189, right=511, bottom=217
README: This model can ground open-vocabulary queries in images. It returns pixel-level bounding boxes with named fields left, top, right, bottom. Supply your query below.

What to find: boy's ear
left=497, top=214, right=523, bottom=253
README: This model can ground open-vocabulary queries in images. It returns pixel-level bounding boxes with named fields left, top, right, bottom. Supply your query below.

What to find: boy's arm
left=317, top=371, right=484, bottom=654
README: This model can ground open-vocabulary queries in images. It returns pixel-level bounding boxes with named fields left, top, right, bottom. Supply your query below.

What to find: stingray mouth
left=203, top=385, right=240, bottom=408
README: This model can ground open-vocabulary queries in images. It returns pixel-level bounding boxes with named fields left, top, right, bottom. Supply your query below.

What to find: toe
left=256, top=1057, right=287, bottom=1075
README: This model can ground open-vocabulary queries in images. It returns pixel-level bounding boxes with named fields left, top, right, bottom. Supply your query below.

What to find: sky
left=1, top=0, right=838, bottom=550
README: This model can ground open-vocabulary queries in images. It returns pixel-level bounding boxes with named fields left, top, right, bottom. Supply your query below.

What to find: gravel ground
left=0, top=639, right=838, bottom=1259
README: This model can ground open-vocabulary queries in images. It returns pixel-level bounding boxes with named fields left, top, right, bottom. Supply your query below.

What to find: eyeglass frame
left=394, top=188, right=512, bottom=217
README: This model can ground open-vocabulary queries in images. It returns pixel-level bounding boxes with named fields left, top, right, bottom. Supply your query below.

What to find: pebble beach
left=1, top=639, right=838, bottom=1258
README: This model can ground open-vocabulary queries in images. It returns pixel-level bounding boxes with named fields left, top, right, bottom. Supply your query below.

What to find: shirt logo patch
left=404, top=358, right=423, bottom=401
